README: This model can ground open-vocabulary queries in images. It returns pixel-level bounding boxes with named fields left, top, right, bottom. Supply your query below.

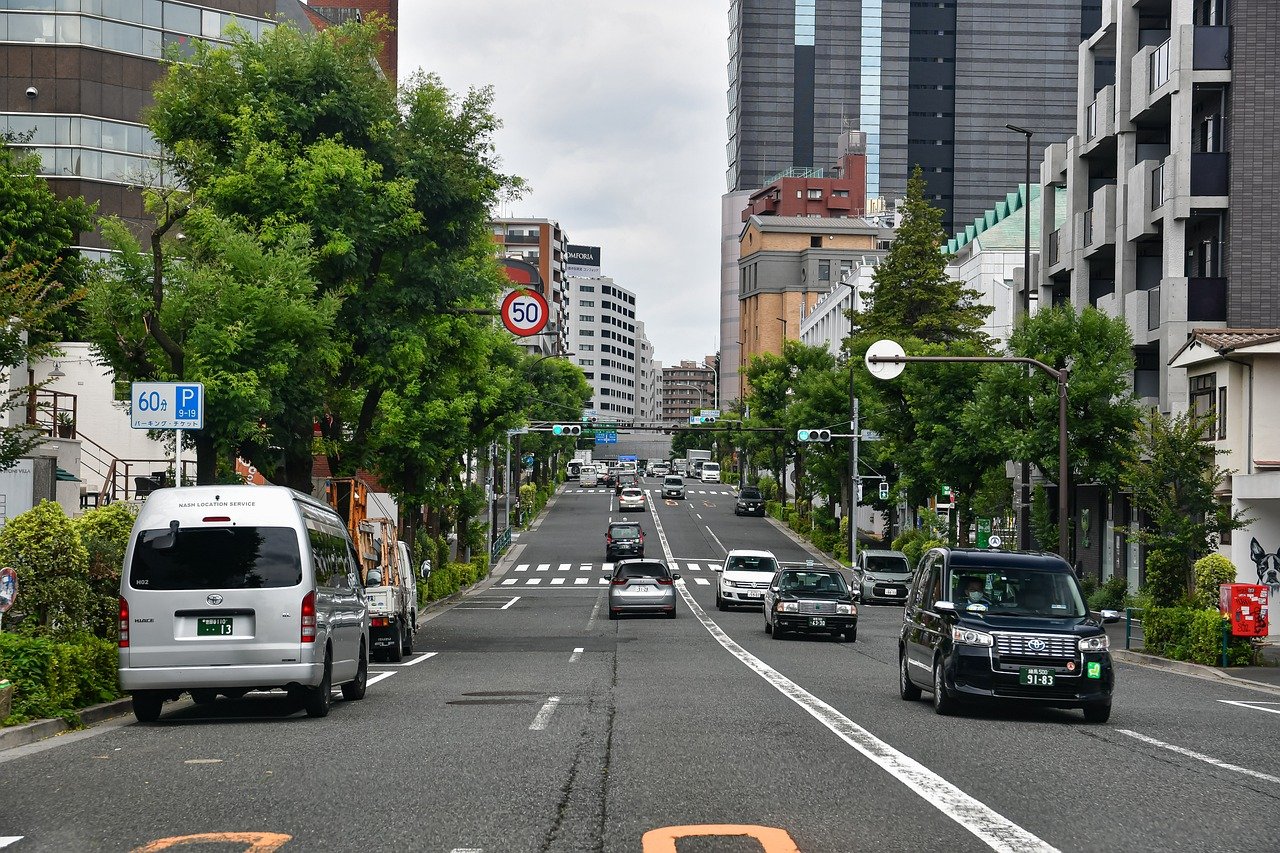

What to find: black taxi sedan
left=763, top=567, right=858, bottom=641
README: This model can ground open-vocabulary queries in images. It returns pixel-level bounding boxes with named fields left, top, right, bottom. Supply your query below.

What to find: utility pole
left=849, top=389, right=859, bottom=569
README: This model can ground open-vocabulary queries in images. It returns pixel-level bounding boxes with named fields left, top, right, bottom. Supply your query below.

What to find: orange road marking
left=133, top=832, right=292, bottom=852
left=641, top=824, right=801, bottom=853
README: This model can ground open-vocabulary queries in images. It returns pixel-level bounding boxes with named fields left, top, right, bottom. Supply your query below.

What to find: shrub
left=0, top=501, right=92, bottom=638
left=1193, top=554, right=1237, bottom=610
left=765, top=500, right=783, bottom=520
left=722, top=470, right=740, bottom=486
left=1087, top=575, right=1131, bottom=612
left=893, top=526, right=946, bottom=570
left=0, top=633, right=121, bottom=725
left=74, top=503, right=138, bottom=639
left=1143, top=606, right=1256, bottom=666
left=756, top=475, right=777, bottom=501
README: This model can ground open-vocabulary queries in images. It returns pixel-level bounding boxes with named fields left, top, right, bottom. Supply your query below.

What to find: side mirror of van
left=933, top=600, right=957, bottom=615
left=1100, top=609, right=1121, bottom=624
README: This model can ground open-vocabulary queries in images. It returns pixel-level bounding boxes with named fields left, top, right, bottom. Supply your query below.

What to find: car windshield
left=610, top=525, right=641, bottom=540
left=777, top=571, right=848, bottom=595
left=616, top=562, right=669, bottom=579
left=130, top=526, right=302, bottom=590
left=950, top=568, right=1087, bottom=617
left=726, top=554, right=778, bottom=572
left=665, top=477, right=682, bottom=485
left=865, top=555, right=910, bottom=575
left=739, top=488, right=761, bottom=499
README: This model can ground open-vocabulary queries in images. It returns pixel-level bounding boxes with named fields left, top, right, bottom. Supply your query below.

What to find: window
left=580, top=330, right=594, bottom=337
left=1190, top=373, right=1216, bottom=438
left=807, top=189, right=822, bottom=200
left=818, top=260, right=830, bottom=281
left=810, top=236, right=822, bottom=248
left=579, top=315, right=594, bottom=323
left=1218, top=385, right=1227, bottom=440
left=579, top=285, right=595, bottom=292
left=579, top=300, right=594, bottom=307
left=578, top=344, right=594, bottom=352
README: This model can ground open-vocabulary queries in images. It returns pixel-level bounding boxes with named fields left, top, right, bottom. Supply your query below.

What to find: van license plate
left=1019, top=667, right=1054, bottom=687
left=197, top=617, right=233, bottom=636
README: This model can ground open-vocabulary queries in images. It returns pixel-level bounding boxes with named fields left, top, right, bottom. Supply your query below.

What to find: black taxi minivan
left=899, top=548, right=1119, bottom=723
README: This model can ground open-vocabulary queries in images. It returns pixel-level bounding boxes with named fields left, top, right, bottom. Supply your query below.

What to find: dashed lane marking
left=527, top=578, right=542, bottom=585
left=501, top=597, right=519, bottom=610
left=575, top=577, right=588, bottom=585
left=570, top=647, right=584, bottom=662
left=502, top=578, right=518, bottom=585
left=133, top=833, right=292, bottom=852
left=529, top=696, right=561, bottom=731
left=1115, top=728, right=1280, bottom=785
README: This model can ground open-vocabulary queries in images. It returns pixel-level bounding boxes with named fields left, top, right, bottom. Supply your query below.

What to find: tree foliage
left=0, top=500, right=91, bottom=638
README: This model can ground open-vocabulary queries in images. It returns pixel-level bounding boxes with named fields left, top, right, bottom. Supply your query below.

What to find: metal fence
left=1124, top=608, right=1145, bottom=651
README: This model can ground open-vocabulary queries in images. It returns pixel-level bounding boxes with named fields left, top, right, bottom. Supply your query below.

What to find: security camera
left=25, top=87, right=37, bottom=99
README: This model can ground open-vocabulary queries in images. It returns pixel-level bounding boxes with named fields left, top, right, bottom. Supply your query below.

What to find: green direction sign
left=976, top=517, right=992, bottom=549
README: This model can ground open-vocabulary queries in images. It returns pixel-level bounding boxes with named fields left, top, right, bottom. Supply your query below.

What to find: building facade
left=302, top=1, right=398, bottom=80
left=491, top=218, right=570, bottom=356
left=661, top=359, right=717, bottom=423
left=567, top=275, right=641, bottom=422
left=798, top=259, right=878, bottom=357
left=1037, top=0, right=1267, bottom=414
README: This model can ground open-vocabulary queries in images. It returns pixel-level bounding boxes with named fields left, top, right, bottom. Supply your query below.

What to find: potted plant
left=56, top=411, right=74, bottom=438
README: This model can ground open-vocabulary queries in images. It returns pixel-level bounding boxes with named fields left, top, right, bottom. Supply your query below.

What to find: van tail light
left=657, top=577, right=673, bottom=585
left=612, top=578, right=626, bottom=585
left=118, top=597, right=129, bottom=648
left=606, top=535, right=613, bottom=544
left=371, top=616, right=389, bottom=628
left=301, top=590, right=317, bottom=643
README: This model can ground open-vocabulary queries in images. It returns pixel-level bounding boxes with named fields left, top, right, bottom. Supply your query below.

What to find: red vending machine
left=1219, top=583, right=1270, bottom=637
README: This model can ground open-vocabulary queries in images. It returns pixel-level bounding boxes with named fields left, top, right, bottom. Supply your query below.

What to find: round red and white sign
left=501, top=288, right=550, bottom=337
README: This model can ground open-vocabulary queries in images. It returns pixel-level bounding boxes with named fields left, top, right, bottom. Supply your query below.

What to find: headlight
left=722, top=579, right=736, bottom=588
left=777, top=601, right=799, bottom=612
left=1078, top=635, right=1110, bottom=652
left=951, top=626, right=994, bottom=647
left=836, top=604, right=856, bottom=615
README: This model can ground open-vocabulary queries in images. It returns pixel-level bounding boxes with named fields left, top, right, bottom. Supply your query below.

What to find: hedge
left=424, top=555, right=491, bottom=603
left=0, top=633, right=121, bottom=726
left=1143, top=606, right=1257, bottom=666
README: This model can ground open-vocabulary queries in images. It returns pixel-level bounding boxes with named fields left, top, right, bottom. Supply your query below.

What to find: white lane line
left=1115, top=729, right=1280, bottom=785
left=450, top=848, right=483, bottom=853
left=0, top=839, right=24, bottom=849
left=1218, top=699, right=1280, bottom=715
left=603, top=562, right=614, bottom=572
left=366, top=671, right=397, bottom=688
left=551, top=578, right=565, bottom=585
left=529, top=696, right=561, bottom=730
left=558, top=563, right=571, bottom=571
left=501, top=578, right=518, bottom=586
left=675, top=585, right=1058, bottom=852
left=570, top=647, right=584, bottom=662
left=527, top=578, right=542, bottom=586
left=696, top=513, right=702, bottom=519
left=687, top=562, right=701, bottom=571
left=575, top=577, right=588, bottom=585
left=515, top=564, right=529, bottom=572
left=501, top=597, right=519, bottom=610
left=587, top=591, right=604, bottom=629
left=536, top=563, right=550, bottom=572
left=579, top=564, right=592, bottom=572
left=598, top=577, right=609, bottom=585
left=385, top=652, right=439, bottom=668
left=705, top=526, right=728, bottom=554
left=694, top=578, right=710, bottom=585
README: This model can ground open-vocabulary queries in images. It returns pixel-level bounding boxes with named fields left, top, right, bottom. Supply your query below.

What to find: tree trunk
left=194, top=432, right=218, bottom=485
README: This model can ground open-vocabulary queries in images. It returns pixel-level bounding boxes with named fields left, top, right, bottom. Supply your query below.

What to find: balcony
left=503, top=234, right=540, bottom=245
left=1082, top=184, right=1116, bottom=257
left=1132, top=39, right=1176, bottom=122
left=1149, top=40, right=1171, bottom=93
left=1081, top=86, right=1116, bottom=156
left=1147, top=287, right=1161, bottom=331
left=1187, top=277, right=1227, bottom=322
left=1190, top=151, right=1229, bottom=197
left=1193, top=27, right=1230, bottom=71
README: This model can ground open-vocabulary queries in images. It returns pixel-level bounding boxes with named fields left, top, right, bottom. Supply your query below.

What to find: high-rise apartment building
left=636, top=323, right=659, bottom=423
left=567, top=275, right=642, bottom=421
left=491, top=218, right=570, bottom=356
left=661, top=359, right=717, bottom=423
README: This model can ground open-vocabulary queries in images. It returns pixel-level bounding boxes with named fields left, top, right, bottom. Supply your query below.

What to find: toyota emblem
left=1027, top=638, right=1047, bottom=652
left=206, top=594, right=224, bottom=606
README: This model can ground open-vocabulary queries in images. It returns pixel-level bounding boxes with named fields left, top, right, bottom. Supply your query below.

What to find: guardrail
left=491, top=526, right=512, bottom=562
left=1125, top=607, right=1145, bottom=651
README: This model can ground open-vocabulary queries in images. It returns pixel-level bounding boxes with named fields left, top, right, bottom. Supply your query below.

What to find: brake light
left=371, top=616, right=389, bottom=627
left=202, top=516, right=231, bottom=522
left=118, top=597, right=129, bottom=648
left=612, top=578, right=626, bottom=585
left=606, top=535, right=613, bottom=543
left=657, top=577, right=673, bottom=585
left=301, top=590, right=317, bottom=643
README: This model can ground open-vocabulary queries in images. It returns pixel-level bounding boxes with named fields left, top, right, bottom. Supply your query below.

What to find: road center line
left=705, top=526, right=728, bottom=554
left=501, top=596, right=520, bottom=610
left=673, top=583, right=1059, bottom=853
left=1114, top=728, right=1280, bottom=784
left=529, top=696, right=561, bottom=730
left=570, top=647, right=584, bottom=662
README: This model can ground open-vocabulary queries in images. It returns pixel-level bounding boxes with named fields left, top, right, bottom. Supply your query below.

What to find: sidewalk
left=1104, top=618, right=1280, bottom=694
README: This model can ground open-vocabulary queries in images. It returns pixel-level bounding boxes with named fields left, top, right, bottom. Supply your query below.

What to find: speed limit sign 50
left=501, top=289, right=550, bottom=337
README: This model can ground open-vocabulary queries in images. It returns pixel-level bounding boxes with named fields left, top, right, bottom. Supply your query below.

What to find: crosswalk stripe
left=515, top=564, right=529, bottom=572
left=603, top=562, right=614, bottom=572
left=527, top=578, right=542, bottom=585
left=536, top=563, right=550, bottom=572
left=686, top=563, right=701, bottom=572
left=551, top=578, right=565, bottom=585
left=502, top=578, right=518, bottom=586
left=558, top=563, right=570, bottom=571
left=598, top=577, right=609, bottom=585
left=574, top=577, right=588, bottom=585
left=694, top=578, right=710, bottom=585
left=579, top=564, right=592, bottom=572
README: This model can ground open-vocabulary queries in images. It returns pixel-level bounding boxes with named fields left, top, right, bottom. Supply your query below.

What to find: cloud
left=399, top=2, right=728, bottom=363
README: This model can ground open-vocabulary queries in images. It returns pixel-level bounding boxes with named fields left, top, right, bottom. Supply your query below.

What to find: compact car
left=608, top=559, right=681, bottom=619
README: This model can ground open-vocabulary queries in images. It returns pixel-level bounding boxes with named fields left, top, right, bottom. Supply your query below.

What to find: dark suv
left=898, top=548, right=1119, bottom=723
left=605, top=521, right=645, bottom=561
left=734, top=486, right=765, bottom=516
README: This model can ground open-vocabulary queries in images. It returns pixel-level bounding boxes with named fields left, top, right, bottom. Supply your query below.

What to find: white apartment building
left=567, top=276, right=641, bottom=422
left=636, top=323, right=658, bottom=423
left=799, top=259, right=878, bottom=356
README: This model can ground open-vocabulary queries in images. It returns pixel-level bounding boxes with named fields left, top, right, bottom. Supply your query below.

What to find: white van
left=701, top=462, right=722, bottom=483
left=580, top=466, right=598, bottom=487
left=118, top=485, right=370, bottom=722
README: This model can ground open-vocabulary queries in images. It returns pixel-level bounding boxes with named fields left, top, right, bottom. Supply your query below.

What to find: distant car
left=763, top=568, right=858, bottom=641
left=662, top=475, right=685, bottom=499
left=615, top=472, right=639, bottom=495
left=580, top=467, right=598, bottom=487
left=650, top=463, right=669, bottom=477
left=605, top=520, right=645, bottom=561
left=601, top=468, right=617, bottom=487
left=618, top=487, right=646, bottom=512
left=700, top=462, right=721, bottom=483
left=608, top=559, right=680, bottom=619
left=715, top=549, right=780, bottom=610
left=854, top=549, right=913, bottom=603
left=734, top=486, right=765, bottom=516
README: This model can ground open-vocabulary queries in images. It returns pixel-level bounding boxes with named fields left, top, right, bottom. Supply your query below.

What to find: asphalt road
left=2, top=477, right=1279, bottom=852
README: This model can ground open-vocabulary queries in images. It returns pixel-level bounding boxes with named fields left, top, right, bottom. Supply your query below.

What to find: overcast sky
left=399, top=3, right=728, bottom=367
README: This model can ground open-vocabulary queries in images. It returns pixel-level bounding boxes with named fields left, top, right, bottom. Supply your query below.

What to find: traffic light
left=702, top=415, right=717, bottom=425
left=796, top=428, right=832, bottom=442
left=879, top=481, right=890, bottom=500
left=551, top=424, right=581, bottom=436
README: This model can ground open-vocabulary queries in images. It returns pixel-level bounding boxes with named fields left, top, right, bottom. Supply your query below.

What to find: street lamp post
left=1006, top=123, right=1035, bottom=552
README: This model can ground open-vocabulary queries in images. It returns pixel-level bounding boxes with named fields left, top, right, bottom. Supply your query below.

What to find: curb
left=1111, top=649, right=1280, bottom=696
left=763, top=515, right=843, bottom=571
left=0, top=697, right=133, bottom=753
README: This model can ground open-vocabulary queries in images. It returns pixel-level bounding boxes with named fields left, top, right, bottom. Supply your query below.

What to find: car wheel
left=342, top=641, right=368, bottom=701
left=608, top=610, right=619, bottom=620
left=932, top=659, right=958, bottom=716
left=716, top=591, right=726, bottom=611
left=131, top=691, right=164, bottom=723
left=304, top=649, right=333, bottom=718
left=190, top=689, right=218, bottom=705
left=772, top=622, right=786, bottom=640
left=899, top=652, right=922, bottom=701
left=1082, top=701, right=1112, bottom=724
left=844, top=627, right=857, bottom=643
left=401, top=620, right=414, bottom=656
left=387, top=625, right=404, bottom=663
left=764, top=618, right=772, bottom=634
left=667, top=608, right=677, bottom=619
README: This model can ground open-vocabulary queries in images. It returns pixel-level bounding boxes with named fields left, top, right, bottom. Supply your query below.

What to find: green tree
left=1123, top=409, right=1246, bottom=606
left=0, top=500, right=91, bottom=638
left=75, top=502, right=138, bottom=637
